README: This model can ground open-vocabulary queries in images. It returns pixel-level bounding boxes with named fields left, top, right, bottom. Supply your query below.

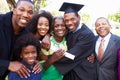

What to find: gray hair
left=95, top=17, right=110, bottom=26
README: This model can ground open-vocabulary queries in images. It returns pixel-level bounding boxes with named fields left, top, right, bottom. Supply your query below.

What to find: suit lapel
left=95, top=36, right=99, bottom=61
left=101, top=34, right=116, bottom=63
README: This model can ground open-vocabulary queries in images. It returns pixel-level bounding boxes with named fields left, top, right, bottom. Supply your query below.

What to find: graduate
left=48, top=2, right=97, bottom=80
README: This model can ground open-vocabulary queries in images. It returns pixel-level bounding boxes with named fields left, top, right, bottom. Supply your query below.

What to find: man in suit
left=45, top=2, right=97, bottom=80
left=94, top=17, right=120, bottom=80
left=0, top=0, right=41, bottom=79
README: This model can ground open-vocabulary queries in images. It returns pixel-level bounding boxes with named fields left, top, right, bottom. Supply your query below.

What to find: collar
left=98, top=33, right=111, bottom=41
left=21, top=60, right=35, bottom=70
left=73, top=22, right=82, bottom=33
left=50, top=36, right=66, bottom=47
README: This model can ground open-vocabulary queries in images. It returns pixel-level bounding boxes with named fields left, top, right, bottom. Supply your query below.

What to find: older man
left=95, top=17, right=120, bottom=80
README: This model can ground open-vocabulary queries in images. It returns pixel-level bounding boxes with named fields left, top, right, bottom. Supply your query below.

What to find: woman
left=28, top=10, right=53, bottom=42
left=41, top=16, right=67, bottom=80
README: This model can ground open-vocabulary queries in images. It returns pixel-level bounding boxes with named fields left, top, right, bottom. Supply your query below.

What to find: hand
left=43, top=49, right=65, bottom=70
left=87, top=54, right=95, bottom=63
left=32, top=60, right=42, bottom=74
left=41, top=34, right=51, bottom=50
left=8, top=61, right=30, bottom=78
left=39, top=51, right=48, bottom=61
left=51, top=49, right=65, bottom=63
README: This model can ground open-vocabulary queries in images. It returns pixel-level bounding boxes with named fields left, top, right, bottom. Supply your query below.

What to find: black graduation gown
left=0, top=12, right=28, bottom=79
left=54, top=24, right=97, bottom=80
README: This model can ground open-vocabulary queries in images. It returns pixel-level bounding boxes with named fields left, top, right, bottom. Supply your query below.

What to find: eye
left=19, top=8, right=25, bottom=12
left=65, top=20, right=68, bottom=23
left=45, top=24, right=49, bottom=27
left=54, top=25, right=59, bottom=28
left=38, top=23, right=42, bottom=26
left=102, top=23, right=107, bottom=25
left=61, top=24, right=65, bottom=27
left=28, top=10, right=33, bottom=15
left=96, top=24, right=100, bottom=27
left=71, top=18, right=75, bottom=21
left=32, top=51, right=37, bottom=54
left=23, top=52, right=29, bottom=55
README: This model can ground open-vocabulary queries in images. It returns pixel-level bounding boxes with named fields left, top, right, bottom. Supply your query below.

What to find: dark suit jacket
left=96, top=34, right=120, bottom=80
left=0, top=12, right=28, bottom=79
left=54, top=24, right=97, bottom=80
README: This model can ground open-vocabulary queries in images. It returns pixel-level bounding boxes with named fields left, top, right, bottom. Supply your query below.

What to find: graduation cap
left=59, top=2, right=84, bottom=13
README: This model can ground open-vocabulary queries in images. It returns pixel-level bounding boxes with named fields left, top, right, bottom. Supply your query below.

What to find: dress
left=41, top=36, right=67, bottom=80
left=8, top=60, right=42, bottom=80
left=0, top=12, right=28, bottom=79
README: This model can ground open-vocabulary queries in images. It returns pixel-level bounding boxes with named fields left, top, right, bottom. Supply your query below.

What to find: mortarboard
left=59, top=2, right=84, bottom=13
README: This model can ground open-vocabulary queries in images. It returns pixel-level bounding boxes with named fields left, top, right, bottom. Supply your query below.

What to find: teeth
left=41, top=31, right=45, bottom=32
left=100, top=29, right=104, bottom=32
left=28, top=59, right=35, bottom=62
left=58, top=31, right=63, bottom=33
left=21, top=19, right=27, bottom=23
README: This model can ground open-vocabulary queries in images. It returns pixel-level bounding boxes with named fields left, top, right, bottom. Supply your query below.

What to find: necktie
left=98, top=38, right=105, bottom=61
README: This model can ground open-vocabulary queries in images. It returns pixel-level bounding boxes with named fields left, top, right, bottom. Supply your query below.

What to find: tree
left=0, top=0, right=9, bottom=13
left=108, top=8, right=120, bottom=23
left=6, top=0, right=16, bottom=10
left=33, top=0, right=41, bottom=14
left=5, top=0, right=46, bottom=14
left=81, top=13, right=90, bottom=24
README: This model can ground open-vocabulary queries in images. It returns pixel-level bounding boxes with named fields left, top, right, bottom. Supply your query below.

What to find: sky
left=42, top=0, right=120, bottom=21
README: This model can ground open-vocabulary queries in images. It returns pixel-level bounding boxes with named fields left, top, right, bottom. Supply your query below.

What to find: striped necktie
left=98, top=38, right=105, bottom=61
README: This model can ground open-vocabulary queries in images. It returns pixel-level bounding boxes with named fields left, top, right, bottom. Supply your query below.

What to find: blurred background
left=1, top=0, right=120, bottom=36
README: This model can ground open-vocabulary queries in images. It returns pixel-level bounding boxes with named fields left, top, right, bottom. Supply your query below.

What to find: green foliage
left=1, top=0, right=46, bottom=14
left=50, top=11, right=63, bottom=16
left=108, top=8, right=120, bottom=22
left=41, top=0, right=47, bottom=7
left=81, top=13, right=90, bottom=24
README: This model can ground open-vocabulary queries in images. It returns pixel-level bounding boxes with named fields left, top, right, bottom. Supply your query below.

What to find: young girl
left=8, top=34, right=42, bottom=80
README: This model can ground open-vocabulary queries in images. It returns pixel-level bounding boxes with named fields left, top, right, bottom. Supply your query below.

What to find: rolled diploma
left=50, top=46, right=75, bottom=60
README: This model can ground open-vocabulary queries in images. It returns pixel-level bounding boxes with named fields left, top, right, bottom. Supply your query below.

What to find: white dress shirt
left=95, top=33, right=111, bottom=56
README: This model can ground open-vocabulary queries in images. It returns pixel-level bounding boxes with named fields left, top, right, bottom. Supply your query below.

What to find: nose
left=41, top=25, right=48, bottom=29
left=96, top=24, right=104, bottom=28
left=22, top=12, right=29, bottom=18
left=68, top=20, right=72, bottom=25
left=57, top=25, right=63, bottom=29
left=28, top=53, right=34, bottom=57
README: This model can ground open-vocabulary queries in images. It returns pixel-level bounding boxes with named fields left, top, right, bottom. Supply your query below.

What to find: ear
left=20, top=54, right=22, bottom=58
left=78, top=15, right=81, bottom=21
left=110, top=25, right=112, bottom=29
left=13, top=8, right=16, bottom=15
